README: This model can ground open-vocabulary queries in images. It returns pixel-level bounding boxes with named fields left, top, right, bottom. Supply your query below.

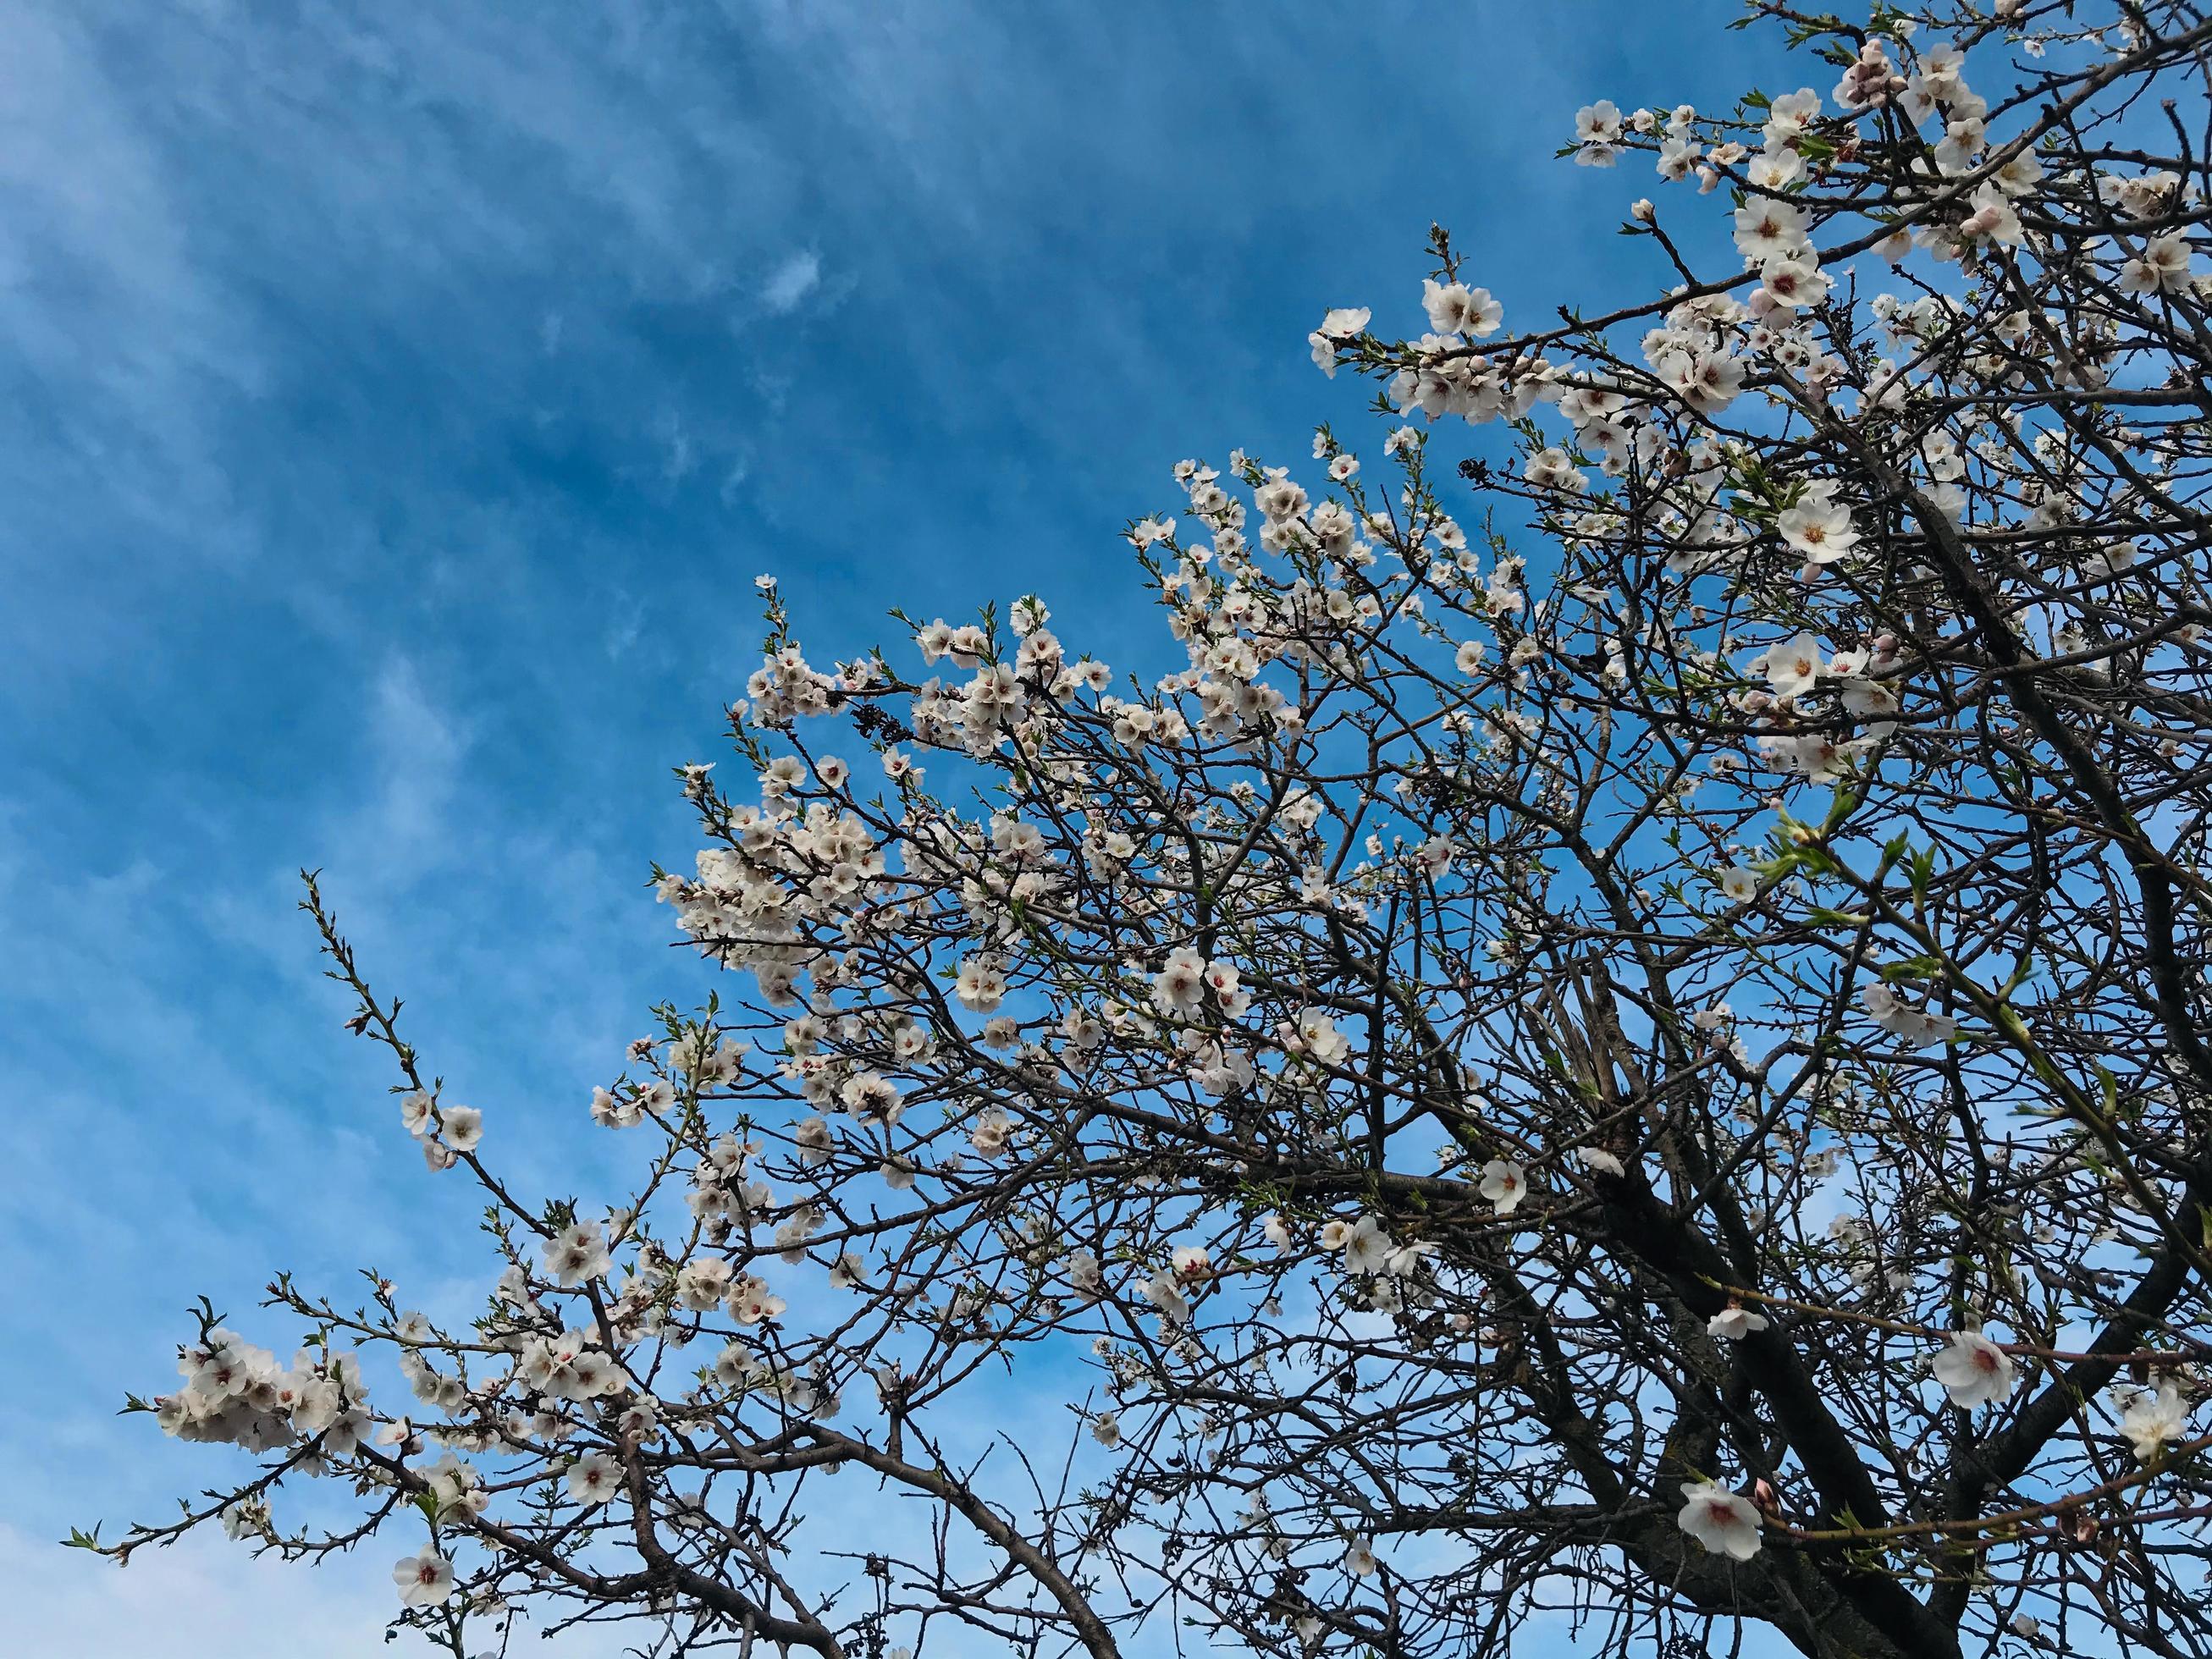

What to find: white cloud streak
left=760, top=247, right=822, bottom=313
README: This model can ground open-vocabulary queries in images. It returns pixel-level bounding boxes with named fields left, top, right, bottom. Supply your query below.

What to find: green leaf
left=1910, top=848, right=1936, bottom=907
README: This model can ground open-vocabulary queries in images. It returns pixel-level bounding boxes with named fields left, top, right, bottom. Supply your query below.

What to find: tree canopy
left=94, top=4, right=2212, bottom=1656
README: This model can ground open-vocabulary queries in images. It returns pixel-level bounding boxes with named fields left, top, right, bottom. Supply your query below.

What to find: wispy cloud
left=350, top=657, right=468, bottom=885
left=760, top=247, right=822, bottom=313
left=7, top=1524, right=642, bottom=1657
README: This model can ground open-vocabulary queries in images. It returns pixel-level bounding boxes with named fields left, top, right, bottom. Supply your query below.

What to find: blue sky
left=0, top=1, right=1768, bottom=1649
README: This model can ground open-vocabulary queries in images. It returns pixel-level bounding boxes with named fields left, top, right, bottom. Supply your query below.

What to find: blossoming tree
left=89, top=3, right=2212, bottom=1656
